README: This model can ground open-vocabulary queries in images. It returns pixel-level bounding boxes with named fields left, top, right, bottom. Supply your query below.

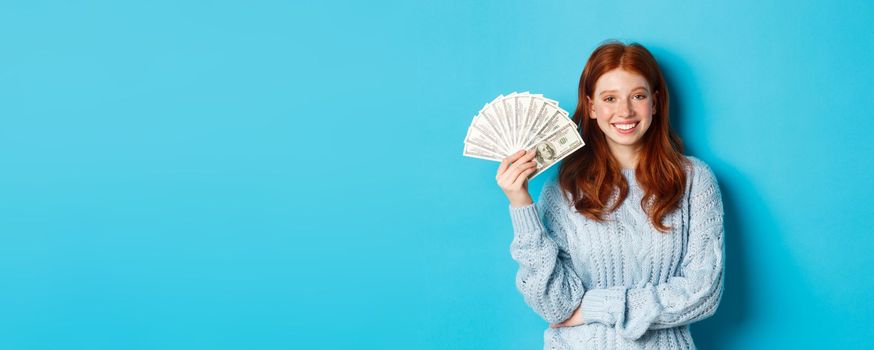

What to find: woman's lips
left=612, top=121, right=639, bottom=135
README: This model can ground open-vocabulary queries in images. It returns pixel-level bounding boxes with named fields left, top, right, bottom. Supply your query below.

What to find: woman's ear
left=652, top=91, right=658, bottom=115
left=586, top=96, right=596, bottom=119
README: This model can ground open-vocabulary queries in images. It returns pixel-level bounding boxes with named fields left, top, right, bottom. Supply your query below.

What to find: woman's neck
left=608, top=142, right=641, bottom=169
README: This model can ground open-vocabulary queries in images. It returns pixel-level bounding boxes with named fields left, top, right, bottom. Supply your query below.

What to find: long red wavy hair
left=558, top=40, right=689, bottom=233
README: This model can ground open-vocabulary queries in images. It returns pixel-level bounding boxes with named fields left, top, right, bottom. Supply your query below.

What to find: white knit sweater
left=508, top=156, right=724, bottom=349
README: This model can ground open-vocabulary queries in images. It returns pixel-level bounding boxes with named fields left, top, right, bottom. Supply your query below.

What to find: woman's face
left=587, top=68, right=657, bottom=150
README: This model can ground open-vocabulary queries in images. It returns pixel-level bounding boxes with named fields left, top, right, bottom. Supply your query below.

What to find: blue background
left=1, top=0, right=872, bottom=349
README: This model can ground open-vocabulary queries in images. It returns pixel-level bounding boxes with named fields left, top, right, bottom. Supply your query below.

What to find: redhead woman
left=496, top=41, right=725, bottom=349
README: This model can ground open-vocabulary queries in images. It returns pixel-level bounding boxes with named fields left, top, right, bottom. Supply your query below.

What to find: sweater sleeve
left=579, top=161, right=725, bottom=340
left=508, top=181, right=586, bottom=324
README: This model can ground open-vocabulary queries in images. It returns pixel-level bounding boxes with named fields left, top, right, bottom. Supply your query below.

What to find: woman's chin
left=607, top=135, right=644, bottom=148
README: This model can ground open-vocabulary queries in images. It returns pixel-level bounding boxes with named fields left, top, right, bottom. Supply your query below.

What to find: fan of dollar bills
left=462, top=92, right=585, bottom=179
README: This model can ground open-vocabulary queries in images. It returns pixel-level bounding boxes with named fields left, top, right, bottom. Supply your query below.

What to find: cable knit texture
left=509, top=156, right=724, bottom=349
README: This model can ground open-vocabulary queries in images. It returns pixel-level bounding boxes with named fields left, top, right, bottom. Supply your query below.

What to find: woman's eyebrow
left=598, top=87, right=649, bottom=96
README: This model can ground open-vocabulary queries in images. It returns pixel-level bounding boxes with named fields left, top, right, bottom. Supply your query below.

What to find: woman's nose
left=617, top=98, right=633, bottom=117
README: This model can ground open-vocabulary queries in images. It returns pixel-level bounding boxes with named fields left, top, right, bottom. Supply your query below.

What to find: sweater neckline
left=621, top=168, right=635, bottom=176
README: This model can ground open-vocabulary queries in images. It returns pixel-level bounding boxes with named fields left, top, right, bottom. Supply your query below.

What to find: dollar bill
left=462, top=92, right=585, bottom=179
left=530, top=122, right=584, bottom=178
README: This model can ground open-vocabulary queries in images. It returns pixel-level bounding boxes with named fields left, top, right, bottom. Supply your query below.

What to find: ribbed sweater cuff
left=581, top=287, right=626, bottom=326
left=508, top=202, right=543, bottom=234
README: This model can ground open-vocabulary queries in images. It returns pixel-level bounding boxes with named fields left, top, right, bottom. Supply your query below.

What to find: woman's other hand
left=497, top=149, right=537, bottom=207
left=549, top=306, right=584, bottom=328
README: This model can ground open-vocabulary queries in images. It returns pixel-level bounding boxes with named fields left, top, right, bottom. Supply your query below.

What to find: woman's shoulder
left=683, top=155, right=716, bottom=176
left=681, top=155, right=721, bottom=194
left=538, top=177, right=574, bottom=209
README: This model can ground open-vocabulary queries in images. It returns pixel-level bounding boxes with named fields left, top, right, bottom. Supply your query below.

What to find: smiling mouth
left=612, top=121, right=639, bottom=134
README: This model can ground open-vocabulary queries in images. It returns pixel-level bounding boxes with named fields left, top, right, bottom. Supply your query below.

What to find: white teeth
left=614, top=122, right=637, bottom=130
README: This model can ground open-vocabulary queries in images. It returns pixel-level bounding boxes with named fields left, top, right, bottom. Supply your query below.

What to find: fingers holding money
left=497, top=149, right=537, bottom=188
left=462, top=92, right=585, bottom=207
left=497, top=149, right=538, bottom=207
left=496, top=150, right=526, bottom=179
left=512, top=165, right=537, bottom=187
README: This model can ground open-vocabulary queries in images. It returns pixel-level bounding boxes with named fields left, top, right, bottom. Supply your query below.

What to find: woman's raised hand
left=496, top=149, right=537, bottom=208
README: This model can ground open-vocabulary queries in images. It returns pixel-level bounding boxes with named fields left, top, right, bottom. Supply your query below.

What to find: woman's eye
left=635, top=94, right=647, bottom=100
left=604, top=97, right=615, bottom=102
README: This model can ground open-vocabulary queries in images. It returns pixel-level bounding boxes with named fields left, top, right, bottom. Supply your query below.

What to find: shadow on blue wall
left=653, top=46, right=757, bottom=349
